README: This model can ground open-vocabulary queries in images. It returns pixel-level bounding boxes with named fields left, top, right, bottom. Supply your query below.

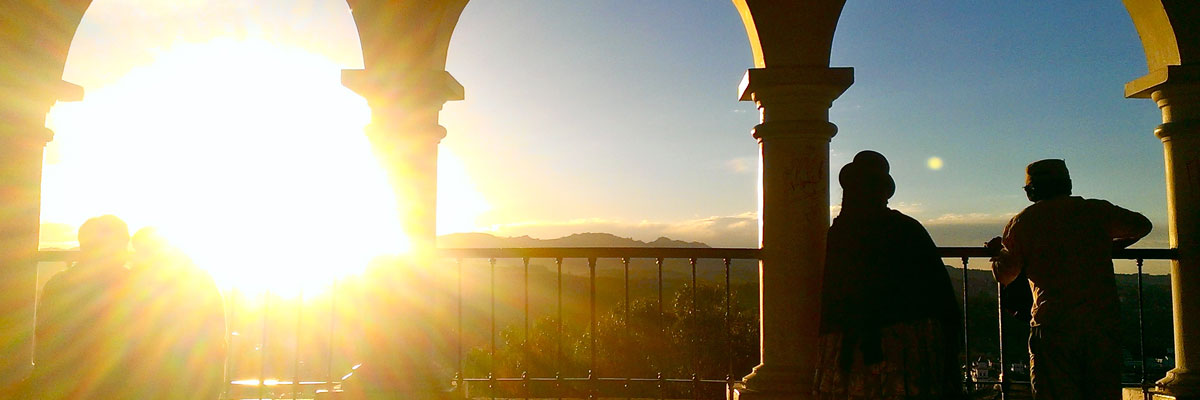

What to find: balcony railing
left=33, top=246, right=1177, bottom=399
left=441, top=247, right=760, bottom=400
left=941, top=247, right=1177, bottom=400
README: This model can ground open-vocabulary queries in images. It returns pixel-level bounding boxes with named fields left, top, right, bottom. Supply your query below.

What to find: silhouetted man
left=128, top=227, right=227, bottom=399
left=31, top=215, right=140, bottom=399
left=988, top=159, right=1151, bottom=400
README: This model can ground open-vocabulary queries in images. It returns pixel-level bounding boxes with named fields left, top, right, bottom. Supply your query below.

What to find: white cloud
left=920, top=213, right=1014, bottom=247
left=724, top=157, right=754, bottom=174
left=923, top=212, right=1013, bottom=226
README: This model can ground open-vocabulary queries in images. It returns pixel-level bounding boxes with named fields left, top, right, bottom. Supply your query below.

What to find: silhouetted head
left=77, top=215, right=130, bottom=267
left=1024, top=159, right=1072, bottom=202
left=839, top=150, right=895, bottom=210
left=131, top=226, right=167, bottom=255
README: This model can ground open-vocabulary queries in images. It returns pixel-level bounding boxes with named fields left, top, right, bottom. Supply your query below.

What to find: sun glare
left=42, top=38, right=440, bottom=294
left=436, top=150, right=492, bottom=235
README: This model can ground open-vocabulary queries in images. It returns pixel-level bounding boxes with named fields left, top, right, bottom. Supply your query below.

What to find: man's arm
left=989, top=219, right=1022, bottom=285
left=1100, top=200, right=1152, bottom=248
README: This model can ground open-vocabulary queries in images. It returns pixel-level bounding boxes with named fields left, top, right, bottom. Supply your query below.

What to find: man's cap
left=1026, top=159, right=1070, bottom=186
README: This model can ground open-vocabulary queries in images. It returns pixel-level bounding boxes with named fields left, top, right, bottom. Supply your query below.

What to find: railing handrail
left=436, top=247, right=761, bottom=259
left=936, top=246, right=1177, bottom=260
left=35, top=246, right=1177, bottom=263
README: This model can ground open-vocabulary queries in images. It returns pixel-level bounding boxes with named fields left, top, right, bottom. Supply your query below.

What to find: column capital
left=740, top=67, right=852, bottom=142
left=738, top=67, right=853, bottom=104
left=0, top=79, right=81, bottom=144
left=0, top=125, right=54, bottom=145
left=342, top=69, right=464, bottom=109
left=1126, top=65, right=1200, bottom=99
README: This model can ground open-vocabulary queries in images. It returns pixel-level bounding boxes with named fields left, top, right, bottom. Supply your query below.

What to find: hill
left=439, top=232, right=709, bottom=249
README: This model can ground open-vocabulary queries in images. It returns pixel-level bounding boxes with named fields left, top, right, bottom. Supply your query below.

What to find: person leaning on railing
left=987, top=159, right=1152, bottom=400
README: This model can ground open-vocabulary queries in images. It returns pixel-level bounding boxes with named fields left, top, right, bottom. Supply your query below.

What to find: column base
left=733, top=364, right=813, bottom=400
left=1156, top=368, right=1200, bottom=399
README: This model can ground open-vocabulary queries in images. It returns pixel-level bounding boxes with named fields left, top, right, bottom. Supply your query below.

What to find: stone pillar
left=1128, top=65, right=1200, bottom=399
left=733, top=67, right=852, bottom=400
left=340, top=69, right=462, bottom=399
left=0, top=79, right=80, bottom=387
left=342, top=69, right=463, bottom=255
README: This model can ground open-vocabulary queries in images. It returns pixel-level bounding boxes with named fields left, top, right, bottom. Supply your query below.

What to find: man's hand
left=987, top=236, right=1020, bottom=285
left=985, top=236, right=1003, bottom=256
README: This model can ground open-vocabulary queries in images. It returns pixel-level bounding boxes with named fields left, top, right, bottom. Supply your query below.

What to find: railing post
left=733, top=67, right=853, bottom=400
left=996, top=281, right=1006, bottom=400
left=961, top=257, right=971, bottom=393
left=1127, top=65, right=1200, bottom=398
left=259, top=290, right=270, bottom=400
left=588, top=257, right=598, bottom=400
left=1138, top=258, right=1149, bottom=399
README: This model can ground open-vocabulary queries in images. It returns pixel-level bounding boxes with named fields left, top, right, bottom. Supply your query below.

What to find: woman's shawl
left=820, top=208, right=961, bottom=368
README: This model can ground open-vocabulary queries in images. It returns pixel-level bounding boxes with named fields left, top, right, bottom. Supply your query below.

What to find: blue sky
left=42, top=1, right=1172, bottom=274
left=442, top=1, right=1168, bottom=249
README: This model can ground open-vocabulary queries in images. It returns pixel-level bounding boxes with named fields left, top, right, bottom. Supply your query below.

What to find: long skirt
left=813, top=318, right=962, bottom=400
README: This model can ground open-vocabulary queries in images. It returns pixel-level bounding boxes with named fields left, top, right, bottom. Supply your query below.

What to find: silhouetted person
left=988, top=159, right=1151, bottom=400
left=30, top=215, right=140, bottom=399
left=128, top=227, right=227, bottom=399
left=814, top=151, right=962, bottom=399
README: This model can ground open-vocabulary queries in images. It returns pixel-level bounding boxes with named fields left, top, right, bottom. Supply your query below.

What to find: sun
left=927, top=156, right=944, bottom=170
left=43, top=38, right=488, bottom=294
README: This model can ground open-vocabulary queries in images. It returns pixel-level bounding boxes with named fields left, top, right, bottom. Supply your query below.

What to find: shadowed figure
left=127, top=227, right=227, bottom=399
left=814, top=151, right=962, bottom=400
left=988, top=159, right=1151, bottom=400
left=29, top=215, right=141, bottom=399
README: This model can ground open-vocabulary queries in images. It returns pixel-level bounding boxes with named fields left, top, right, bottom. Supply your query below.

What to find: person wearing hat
left=988, top=159, right=1152, bottom=399
left=814, top=151, right=963, bottom=399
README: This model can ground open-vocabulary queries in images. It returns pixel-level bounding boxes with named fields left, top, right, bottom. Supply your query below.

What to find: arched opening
left=41, top=0, right=403, bottom=293
left=33, top=1, right=418, bottom=396
left=441, top=0, right=759, bottom=246
left=437, top=1, right=763, bottom=395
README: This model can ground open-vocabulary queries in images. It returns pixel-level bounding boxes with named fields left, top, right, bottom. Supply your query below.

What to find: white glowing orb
left=927, top=157, right=944, bottom=170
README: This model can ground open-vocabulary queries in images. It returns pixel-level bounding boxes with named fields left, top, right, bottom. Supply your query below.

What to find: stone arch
left=730, top=0, right=847, bottom=68
left=1124, top=0, right=1200, bottom=72
left=1123, top=0, right=1200, bottom=97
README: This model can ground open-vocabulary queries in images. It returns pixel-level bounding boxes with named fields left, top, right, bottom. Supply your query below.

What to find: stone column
left=733, top=67, right=852, bottom=400
left=1129, top=65, right=1200, bottom=400
left=0, top=79, right=80, bottom=387
left=340, top=69, right=462, bottom=399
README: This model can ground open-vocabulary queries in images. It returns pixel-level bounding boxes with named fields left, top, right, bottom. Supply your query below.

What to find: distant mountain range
left=438, top=232, right=711, bottom=249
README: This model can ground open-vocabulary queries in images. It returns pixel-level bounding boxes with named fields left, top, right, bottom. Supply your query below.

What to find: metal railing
left=942, top=247, right=1178, bottom=399
left=441, top=247, right=760, bottom=400
left=33, top=246, right=1177, bottom=399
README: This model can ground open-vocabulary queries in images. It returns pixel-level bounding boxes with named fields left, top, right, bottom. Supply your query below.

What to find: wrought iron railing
left=942, top=247, right=1178, bottom=400
left=440, top=247, right=760, bottom=400
left=33, top=246, right=1177, bottom=400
